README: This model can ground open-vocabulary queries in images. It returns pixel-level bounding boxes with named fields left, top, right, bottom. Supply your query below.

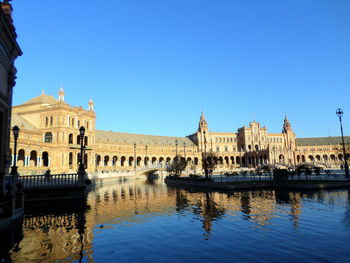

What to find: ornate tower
left=198, top=112, right=209, bottom=152
left=282, top=115, right=296, bottom=165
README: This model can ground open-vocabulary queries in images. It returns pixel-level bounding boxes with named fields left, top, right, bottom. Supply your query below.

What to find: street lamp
left=10, top=125, right=20, bottom=176
left=336, top=108, right=349, bottom=177
left=175, top=139, right=178, bottom=157
left=134, top=143, right=136, bottom=169
left=78, top=126, right=85, bottom=173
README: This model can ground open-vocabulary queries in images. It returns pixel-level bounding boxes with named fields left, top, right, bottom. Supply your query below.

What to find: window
left=216, top=146, right=220, bottom=152
left=72, top=118, right=75, bottom=127
left=44, top=132, right=53, bottom=143
left=78, top=120, right=80, bottom=127
left=45, top=117, right=48, bottom=127
left=225, top=146, right=228, bottom=152
left=50, top=116, right=53, bottom=126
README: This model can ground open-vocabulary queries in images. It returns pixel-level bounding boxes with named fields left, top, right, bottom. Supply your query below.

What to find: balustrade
left=19, top=173, right=80, bottom=189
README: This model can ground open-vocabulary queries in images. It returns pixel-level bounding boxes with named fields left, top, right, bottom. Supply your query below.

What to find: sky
left=11, top=0, right=350, bottom=138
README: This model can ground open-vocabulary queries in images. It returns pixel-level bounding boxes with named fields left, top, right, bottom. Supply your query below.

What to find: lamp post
left=145, top=145, right=148, bottom=166
left=134, top=143, right=136, bottom=169
left=175, top=139, right=178, bottom=157
left=10, top=125, right=20, bottom=176
left=78, top=126, right=85, bottom=173
left=336, top=108, right=349, bottom=177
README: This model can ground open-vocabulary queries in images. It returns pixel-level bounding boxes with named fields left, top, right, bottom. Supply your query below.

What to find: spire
left=88, top=98, right=94, bottom=111
left=282, top=115, right=292, bottom=133
left=58, top=86, right=65, bottom=102
left=198, top=112, right=208, bottom=132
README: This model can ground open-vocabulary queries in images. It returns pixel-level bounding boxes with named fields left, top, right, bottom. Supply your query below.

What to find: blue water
left=3, top=178, right=350, bottom=262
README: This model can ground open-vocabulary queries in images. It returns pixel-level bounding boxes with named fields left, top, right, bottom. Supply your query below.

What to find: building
left=9, top=89, right=350, bottom=175
left=0, top=0, right=23, bottom=228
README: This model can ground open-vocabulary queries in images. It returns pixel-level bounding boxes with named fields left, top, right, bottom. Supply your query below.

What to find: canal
left=2, top=177, right=350, bottom=262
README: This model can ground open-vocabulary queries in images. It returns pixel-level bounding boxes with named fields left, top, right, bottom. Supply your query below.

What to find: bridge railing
left=136, top=163, right=168, bottom=172
left=19, top=173, right=80, bottom=189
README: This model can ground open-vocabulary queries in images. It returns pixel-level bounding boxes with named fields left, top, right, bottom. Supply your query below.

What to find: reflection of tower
left=289, top=192, right=302, bottom=229
left=240, top=192, right=251, bottom=217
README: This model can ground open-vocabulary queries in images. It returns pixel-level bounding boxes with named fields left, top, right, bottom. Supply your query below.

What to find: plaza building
left=10, top=89, right=350, bottom=175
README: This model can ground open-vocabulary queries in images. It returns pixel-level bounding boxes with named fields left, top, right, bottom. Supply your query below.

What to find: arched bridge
left=135, top=164, right=167, bottom=176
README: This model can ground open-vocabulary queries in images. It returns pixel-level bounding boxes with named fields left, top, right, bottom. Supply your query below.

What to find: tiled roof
left=296, top=136, right=350, bottom=146
left=96, top=130, right=196, bottom=146
left=11, top=114, right=38, bottom=131
left=20, top=94, right=58, bottom=106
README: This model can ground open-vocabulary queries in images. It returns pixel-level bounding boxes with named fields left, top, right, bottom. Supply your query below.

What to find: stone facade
left=10, top=90, right=350, bottom=175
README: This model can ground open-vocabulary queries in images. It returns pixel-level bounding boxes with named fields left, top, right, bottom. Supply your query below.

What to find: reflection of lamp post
left=336, top=108, right=349, bottom=177
left=78, top=126, right=85, bottom=173
left=10, top=125, right=20, bottom=176
left=134, top=143, right=136, bottom=169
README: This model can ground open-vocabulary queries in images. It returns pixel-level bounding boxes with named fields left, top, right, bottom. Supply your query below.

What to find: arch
left=330, top=154, right=336, bottom=161
left=144, top=157, right=149, bottom=166
left=224, top=156, right=229, bottom=166
left=248, top=145, right=252, bottom=151
left=338, top=154, right=343, bottom=161
left=129, top=156, right=134, bottom=166
left=96, top=155, right=101, bottom=166
left=152, top=157, right=157, bottom=165
left=76, top=135, right=80, bottom=145
left=308, top=155, right=314, bottom=162
left=69, top=152, right=73, bottom=166
left=29, top=150, right=37, bottom=167
left=42, top=151, right=49, bottom=167
left=316, top=155, right=321, bottom=162
left=84, top=136, right=88, bottom=146
left=44, top=132, right=53, bottom=143
left=218, top=156, right=223, bottom=165
left=230, top=156, right=235, bottom=165
left=69, top=134, right=73, bottom=144
left=302, top=155, right=306, bottom=162
left=194, top=157, right=199, bottom=165
left=112, top=156, right=118, bottom=167
left=255, top=145, right=259, bottom=151
left=159, top=157, right=164, bottom=164
left=137, top=156, right=142, bottom=166
left=323, top=155, right=328, bottom=162
left=18, top=149, right=25, bottom=167
left=166, top=157, right=171, bottom=164
left=279, top=154, right=285, bottom=163
left=121, top=156, right=126, bottom=166
left=236, top=156, right=240, bottom=165
left=297, top=155, right=301, bottom=163
left=104, top=156, right=109, bottom=167
left=187, top=157, right=192, bottom=164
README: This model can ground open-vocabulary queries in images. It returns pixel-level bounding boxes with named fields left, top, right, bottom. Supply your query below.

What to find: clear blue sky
left=11, top=0, right=350, bottom=138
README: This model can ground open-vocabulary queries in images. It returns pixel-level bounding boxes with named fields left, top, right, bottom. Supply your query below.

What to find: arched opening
left=224, top=156, right=229, bottom=166
left=218, top=156, right=223, bottom=165
left=30, top=150, right=37, bottom=167
left=69, top=134, right=73, bottom=144
left=338, top=154, right=343, bottom=161
left=187, top=157, right=192, bottom=165
left=308, top=155, right=314, bottom=162
left=72, top=118, right=75, bottom=127
left=316, top=155, right=321, bottom=162
left=84, top=136, right=88, bottom=146
left=104, top=156, right=109, bottom=167
left=152, top=157, right=157, bottom=165
left=44, top=132, right=53, bottom=143
left=77, top=135, right=80, bottom=145
left=236, top=156, right=240, bottom=165
left=230, top=156, right=235, bottom=165
left=129, top=156, right=134, bottom=166
left=42, top=151, right=49, bottom=167
left=18, top=149, right=25, bottom=167
left=330, top=154, right=336, bottom=162
left=112, top=156, right=118, bottom=169
left=255, top=145, right=259, bottom=151
left=69, top=152, right=73, bottom=167
left=159, top=157, right=164, bottom=165
left=166, top=157, right=171, bottom=165
left=302, top=155, right=306, bottom=162
left=121, top=156, right=126, bottom=166
left=279, top=154, right=285, bottom=163
left=323, top=155, right=328, bottom=162
left=248, top=145, right=252, bottom=151
left=137, top=156, right=142, bottom=166
left=84, top=153, right=88, bottom=168
left=297, top=155, right=301, bottom=163
left=194, top=157, right=199, bottom=165
left=144, top=157, right=149, bottom=166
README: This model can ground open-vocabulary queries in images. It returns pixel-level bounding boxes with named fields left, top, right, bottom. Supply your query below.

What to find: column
left=48, top=157, right=51, bottom=167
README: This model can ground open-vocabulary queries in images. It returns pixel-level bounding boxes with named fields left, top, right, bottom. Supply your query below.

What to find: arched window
left=84, top=136, right=88, bottom=146
left=77, top=135, right=80, bottom=145
left=72, top=118, right=75, bottom=127
left=45, top=117, right=49, bottom=127
left=42, top=151, right=49, bottom=167
left=44, top=132, right=53, bottom=143
left=50, top=116, right=53, bottom=126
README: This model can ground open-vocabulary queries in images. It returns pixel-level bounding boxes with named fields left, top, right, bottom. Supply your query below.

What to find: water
left=2, top=178, right=350, bottom=262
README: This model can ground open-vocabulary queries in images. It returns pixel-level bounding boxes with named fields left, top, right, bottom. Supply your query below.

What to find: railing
left=136, top=163, right=168, bottom=172
left=19, top=173, right=80, bottom=189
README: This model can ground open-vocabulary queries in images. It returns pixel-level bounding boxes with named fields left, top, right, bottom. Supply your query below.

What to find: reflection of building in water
left=11, top=207, right=93, bottom=262
left=9, top=91, right=350, bottom=175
